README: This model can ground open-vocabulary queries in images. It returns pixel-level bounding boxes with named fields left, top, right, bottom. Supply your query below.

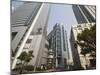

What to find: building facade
left=47, top=23, right=69, bottom=69
left=70, top=23, right=95, bottom=69
left=72, top=5, right=96, bottom=24
left=11, top=2, right=51, bottom=70
left=70, top=5, right=96, bottom=70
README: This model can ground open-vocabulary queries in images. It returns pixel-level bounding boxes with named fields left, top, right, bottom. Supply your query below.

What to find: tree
left=77, top=25, right=96, bottom=68
left=13, top=50, right=34, bottom=74
left=77, top=25, right=96, bottom=56
left=80, top=47, right=91, bottom=69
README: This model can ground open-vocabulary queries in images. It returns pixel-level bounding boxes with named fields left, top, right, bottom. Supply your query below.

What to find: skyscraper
left=48, top=23, right=69, bottom=69
left=70, top=23, right=95, bottom=69
left=72, top=5, right=96, bottom=24
left=70, top=5, right=96, bottom=70
left=70, top=29, right=82, bottom=69
left=11, top=2, right=51, bottom=71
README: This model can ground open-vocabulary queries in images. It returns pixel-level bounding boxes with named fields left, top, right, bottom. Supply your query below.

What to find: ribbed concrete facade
left=11, top=2, right=50, bottom=70
left=11, top=2, right=42, bottom=55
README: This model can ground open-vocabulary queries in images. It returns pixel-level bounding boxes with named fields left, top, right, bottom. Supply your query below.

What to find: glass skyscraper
left=72, top=5, right=96, bottom=24
left=48, top=23, right=69, bottom=69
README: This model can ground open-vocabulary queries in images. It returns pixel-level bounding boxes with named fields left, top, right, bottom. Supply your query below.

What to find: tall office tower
left=70, top=23, right=95, bottom=70
left=11, top=2, right=50, bottom=70
left=72, top=5, right=96, bottom=24
left=48, top=23, right=69, bottom=69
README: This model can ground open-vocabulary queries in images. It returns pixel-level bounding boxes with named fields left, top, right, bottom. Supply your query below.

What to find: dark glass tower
left=72, top=5, right=96, bottom=24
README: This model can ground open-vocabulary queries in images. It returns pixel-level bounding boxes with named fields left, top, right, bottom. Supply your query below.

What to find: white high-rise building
left=11, top=2, right=51, bottom=71
left=70, top=23, right=95, bottom=69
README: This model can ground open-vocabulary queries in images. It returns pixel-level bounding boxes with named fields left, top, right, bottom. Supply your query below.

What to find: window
left=12, top=32, right=17, bottom=40
left=77, top=25, right=81, bottom=27
left=23, top=43, right=30, bottom=49
left=36, top=28, right=42, bottom=34
left=64, top=58, right=67, bottom=67
left=26, top=39, right=32, bottom=43
left=78, top=27, right=82, bottom=30
left=58, top=58, right=61, bottom=64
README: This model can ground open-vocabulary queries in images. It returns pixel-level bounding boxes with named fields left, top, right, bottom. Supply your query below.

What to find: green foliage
left=36, top=67, right=41, bottom=71
left=77, top=25, right=96, bottom=57
left=80, top=47, right=91, bottom=56
left=13, top=50, right=34, bottom=74
left=17, top=51, right=34, bottom=63
left=24, top=65, right=34, bottom=71
left=76, top=25, right=96, bottom=68
left=17, top=51, right=27, bottom=61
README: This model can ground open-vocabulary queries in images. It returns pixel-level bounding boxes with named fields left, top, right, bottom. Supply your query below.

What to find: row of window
left=23, top=35, right=33, bottom=49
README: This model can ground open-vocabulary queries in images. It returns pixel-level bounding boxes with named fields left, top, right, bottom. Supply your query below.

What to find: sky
left=47, top=3, right=78, bottom=61
left=47, top=3, right=77, bottom=37
left=12, top=1, right=77, bottom=38
left=12, top=1, right=78, bottom=61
